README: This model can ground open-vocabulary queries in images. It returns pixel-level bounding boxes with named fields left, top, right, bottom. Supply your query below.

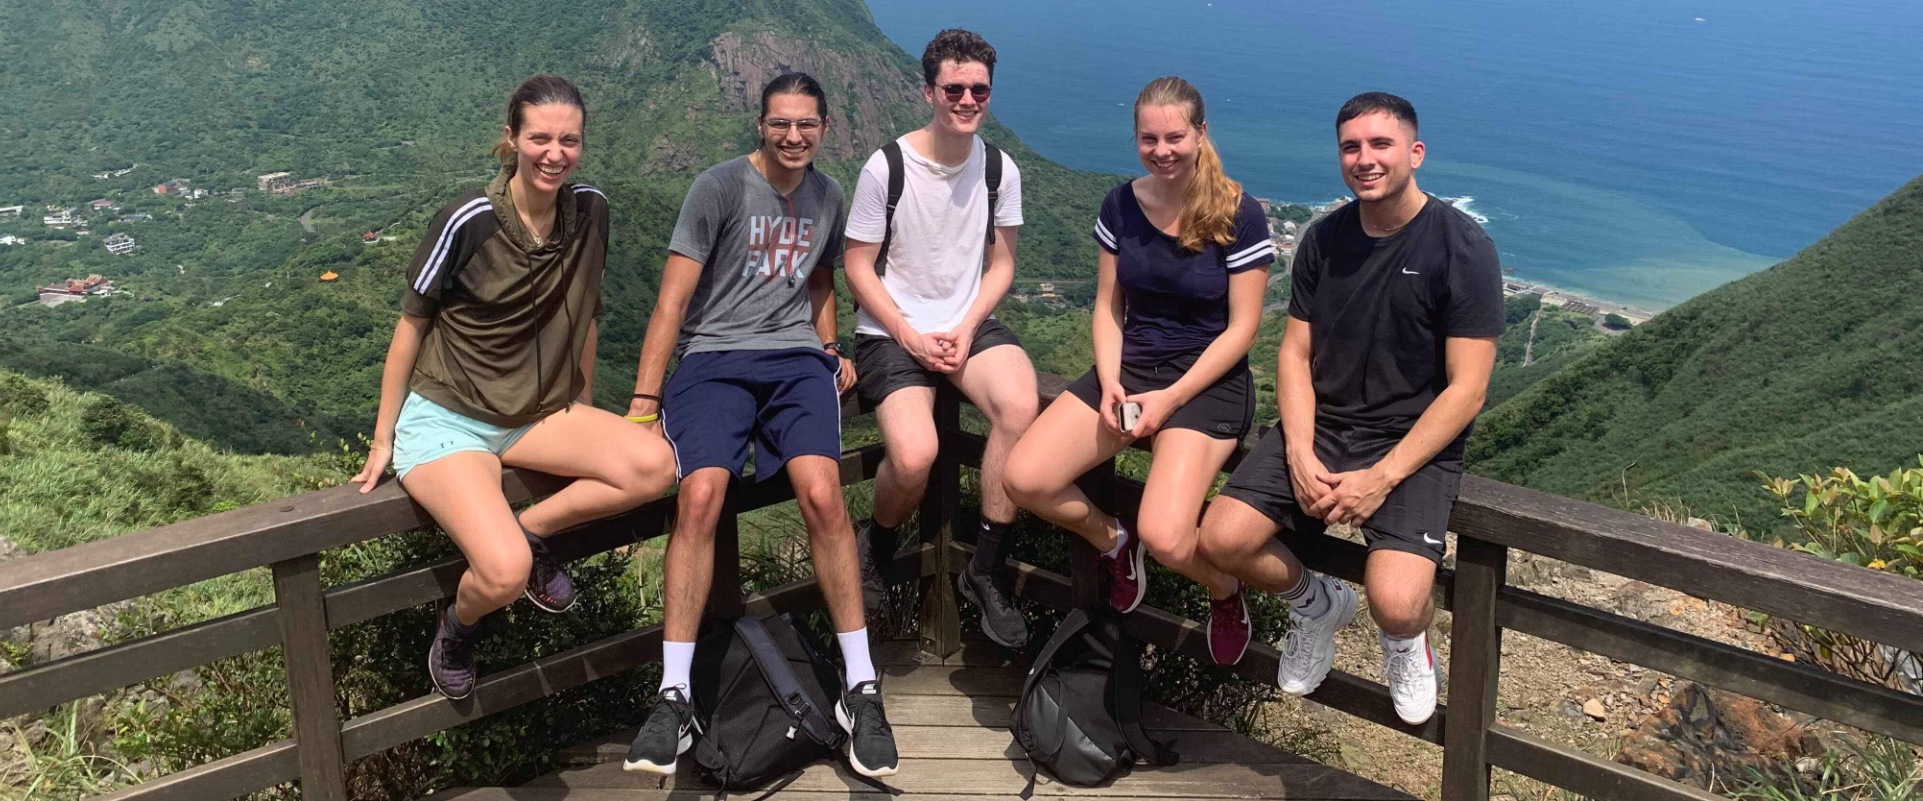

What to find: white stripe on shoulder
left=1227, top=240, right=1272, bottom=262
left=1226, top=242, right=1276, bottom=269
left=572, top=184, right=607, bottom=200
left=413, top=198, right=493, bottom=294
left=1094, top=218, right=1117, bottom=249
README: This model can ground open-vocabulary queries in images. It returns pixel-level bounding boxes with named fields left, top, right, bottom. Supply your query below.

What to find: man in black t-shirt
left=1196, top=93, right=1503, bottom=726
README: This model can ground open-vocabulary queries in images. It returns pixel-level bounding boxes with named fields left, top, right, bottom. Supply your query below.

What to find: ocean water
left=866, top=0, right=1923, bottom=310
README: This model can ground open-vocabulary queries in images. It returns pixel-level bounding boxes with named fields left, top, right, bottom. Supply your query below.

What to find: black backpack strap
left=874, top=140, right=905, bottom=278
left=735, top=617, right=839, bottom=747
left=982, top=141, right=1003, bottom=249
left=1016, top=609, right=1091, bottom=713
left=1108, top=618, right=1178, bottom=767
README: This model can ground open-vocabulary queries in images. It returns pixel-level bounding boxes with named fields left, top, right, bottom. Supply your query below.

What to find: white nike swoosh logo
left=1422, top=533, right=1443, bottom=545
left=1402, top=268, right=1420, bottom=275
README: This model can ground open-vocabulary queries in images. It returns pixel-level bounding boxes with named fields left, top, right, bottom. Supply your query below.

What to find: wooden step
left=522, top=756, right=1414, bottom=799
left=561, top=724, right=1305, bottom=766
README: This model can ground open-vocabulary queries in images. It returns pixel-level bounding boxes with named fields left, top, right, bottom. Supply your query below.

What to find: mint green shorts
left=393, top=392, right=536, bottom=480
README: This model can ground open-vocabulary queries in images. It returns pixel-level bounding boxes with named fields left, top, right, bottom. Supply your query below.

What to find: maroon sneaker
left=1208, top=584, right=1252, bottom=665
left=1100, top=526, right=1147, bottom=614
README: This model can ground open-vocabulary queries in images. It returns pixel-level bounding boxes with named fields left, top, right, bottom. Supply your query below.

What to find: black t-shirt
left=1288, top=195, right=1503, bottom=448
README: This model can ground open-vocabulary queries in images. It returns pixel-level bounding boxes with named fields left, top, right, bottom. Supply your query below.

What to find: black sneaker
left=855, top=520, right=896, bottom=621
left=835, top=680, right=899, bottom=778
left=957, top=562, right=1028, bottom=648
left=427, top=606, right=479, bottom=700
left=623, top=686, right=698, bottom=775
left=523, top=530, right=578, bottom=613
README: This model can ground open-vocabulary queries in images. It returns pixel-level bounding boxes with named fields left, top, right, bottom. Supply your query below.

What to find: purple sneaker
left=1100, top=525, right=1147, bottom=614
left=523, top=530, right=577, bottom=613
left=1207, top=584, right=1252, bottom=666
left=427, top=606, right=479, bottom=700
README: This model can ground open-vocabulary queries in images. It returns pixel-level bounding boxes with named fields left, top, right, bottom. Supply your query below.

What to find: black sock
left=444, top=605, right=479, bottom=636
left=973, top=520, right=1013, bottom=574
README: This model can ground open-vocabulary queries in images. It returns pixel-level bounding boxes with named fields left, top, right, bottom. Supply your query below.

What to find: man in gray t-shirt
left=668, top=155, right=846, bottom=357
left=625, top=75, right=901, bottom=780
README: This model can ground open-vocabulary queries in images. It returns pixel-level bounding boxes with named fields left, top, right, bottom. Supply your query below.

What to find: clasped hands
left=899, top=327, right=973, bottom=373
left=1288, top=447, right=1400, bottom=527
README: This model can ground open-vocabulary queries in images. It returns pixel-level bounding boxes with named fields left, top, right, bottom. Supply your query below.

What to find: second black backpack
left=1011, top=607, right=1177, bottom=794
left=690, top=614, right=846, bottom=794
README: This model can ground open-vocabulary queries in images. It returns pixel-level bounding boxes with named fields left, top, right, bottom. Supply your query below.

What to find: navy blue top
left=1094, top=183, right=1275, bottom=366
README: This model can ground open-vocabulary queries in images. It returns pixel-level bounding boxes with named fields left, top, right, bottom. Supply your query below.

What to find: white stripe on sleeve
left=1094, top=218, right=1117, bottom=250
left=1225, top=242, right=1276, bottom=270
left=413, top=198, right=493, bottom=294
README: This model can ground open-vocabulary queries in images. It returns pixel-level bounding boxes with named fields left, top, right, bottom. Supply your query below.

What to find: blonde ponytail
left=1136, top=76, right=1243, bottom=252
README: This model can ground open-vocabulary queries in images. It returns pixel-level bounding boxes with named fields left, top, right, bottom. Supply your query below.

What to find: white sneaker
left=1276, top=577, right=1357, bottom=695
left=1381, top=631, right=1441, bottom=725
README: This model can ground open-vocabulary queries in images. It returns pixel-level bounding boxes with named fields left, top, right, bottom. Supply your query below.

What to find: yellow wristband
left=626, top=414, right=659, bottom=424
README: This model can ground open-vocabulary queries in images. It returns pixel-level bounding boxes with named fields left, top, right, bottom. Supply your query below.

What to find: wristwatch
left=822, top=341, right=847, bottom=357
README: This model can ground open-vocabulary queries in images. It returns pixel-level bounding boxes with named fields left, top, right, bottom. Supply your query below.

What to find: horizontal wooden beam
left=1453, top=477, right=1923, bottom=657
left=92, top=739, right=298, bottom=801
left=0, top=606, right=278, bottom=720
left=1488, top=724, right=1724, bottom=801
left=1497, top=584, right=1923, bottom=745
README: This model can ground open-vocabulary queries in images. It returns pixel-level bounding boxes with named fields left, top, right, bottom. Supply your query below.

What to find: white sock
left=837, top=627, right=877, bottom=690
left=1380, top=630, right=1427, bottom=655
left=1282, top=573, right=1331, bottom=619
left=1101, top=519, right=1130, bottom=558
left=659, top=640, right=695, bottom=694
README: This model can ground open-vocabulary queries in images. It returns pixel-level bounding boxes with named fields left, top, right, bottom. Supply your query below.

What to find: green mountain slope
left=1469, top=175, right=1923, bottom=525
left=0, top=0, right=1117, bottom=444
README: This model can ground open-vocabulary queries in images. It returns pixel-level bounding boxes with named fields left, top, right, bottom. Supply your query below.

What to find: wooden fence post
left=918, top=383, right=963, bottom=658
left=1442, top=535, right=1509, bottom=801
left=272, top=554, right=348, bottom=801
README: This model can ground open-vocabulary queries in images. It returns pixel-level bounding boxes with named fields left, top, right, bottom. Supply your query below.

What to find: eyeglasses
left=763, top=118, right=823, bottom=133
left=939, top=83, right=992, bottom=102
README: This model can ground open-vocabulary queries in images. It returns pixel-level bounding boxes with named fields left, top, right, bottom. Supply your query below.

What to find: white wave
left=1442, top=195, right=1492, bottom=225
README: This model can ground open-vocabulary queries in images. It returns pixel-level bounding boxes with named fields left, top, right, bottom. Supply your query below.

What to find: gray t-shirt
left=669, top=156, right=846, bottom=356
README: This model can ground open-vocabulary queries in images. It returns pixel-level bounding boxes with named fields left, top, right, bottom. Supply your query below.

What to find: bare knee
left=1136, top=519, right=1200, bottom=571
left=885, top=439, right=937, bottom=486
left=796, top=480, right=850, bottom=535
left=618, top=442, right=677, bottom=505
left=1000, top=454, right=1054, bottom=511
left=674, top=475, right=728, bottom=539
left=989, top=394, right=1039, bottom=437
left=1197, top=514, right=1260, bottom=565
left=469, top=549, right=532, bottom=608
left=1365, top=585, right=1433, bottom=636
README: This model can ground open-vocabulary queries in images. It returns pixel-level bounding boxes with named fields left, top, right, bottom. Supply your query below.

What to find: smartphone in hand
left=1120, top=401, right=1142, bottom=434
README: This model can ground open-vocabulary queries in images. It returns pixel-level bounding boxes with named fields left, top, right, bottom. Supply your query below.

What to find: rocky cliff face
left=707, top=30, right=924, bottom=162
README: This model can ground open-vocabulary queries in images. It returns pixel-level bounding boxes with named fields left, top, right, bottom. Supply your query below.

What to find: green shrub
left=1752, top=460, right=1923, bottom=691
left=1731, top=735, right=1921, bottom=801
left=0, top=374, right=47, bottom=417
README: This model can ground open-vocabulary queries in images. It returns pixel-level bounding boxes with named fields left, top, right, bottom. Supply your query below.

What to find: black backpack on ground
left=872, top=138, right=1004, bottom=277
left=1011, top=607, right=1177, bottom=795
left=689, top=614, right=845, bottom=795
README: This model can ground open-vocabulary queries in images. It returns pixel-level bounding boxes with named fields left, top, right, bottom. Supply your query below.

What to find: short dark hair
left=761, top=72, right=827, bottom=119
left=1336, top=91, right=1417, bottom=136
left=921, top=28, right=996, bottom=86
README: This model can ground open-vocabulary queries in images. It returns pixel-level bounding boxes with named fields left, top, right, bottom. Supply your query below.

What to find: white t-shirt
left=846, top=135, right=1023, bottom=337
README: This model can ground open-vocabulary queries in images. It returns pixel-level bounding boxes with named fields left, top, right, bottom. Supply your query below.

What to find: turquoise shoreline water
left=866, top=0, right=1923, bottom=310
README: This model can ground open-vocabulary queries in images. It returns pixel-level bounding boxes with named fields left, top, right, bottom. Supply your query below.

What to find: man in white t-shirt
left=844, top=28, right=1038, bottom=649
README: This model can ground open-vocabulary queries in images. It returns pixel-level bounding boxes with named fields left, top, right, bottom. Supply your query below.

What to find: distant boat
left=1695, top=17, right=1706, bottom=22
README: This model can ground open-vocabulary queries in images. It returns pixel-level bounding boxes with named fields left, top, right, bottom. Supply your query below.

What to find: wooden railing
left=1, top=373, right=1919, bottom=801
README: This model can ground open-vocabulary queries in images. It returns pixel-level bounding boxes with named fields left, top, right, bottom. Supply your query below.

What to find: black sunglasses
left=939, top=83, right=992, bottom=102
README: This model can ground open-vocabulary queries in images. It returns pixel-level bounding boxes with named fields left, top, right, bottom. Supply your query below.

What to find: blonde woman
left=1003, top=76, right=1273, bottom=665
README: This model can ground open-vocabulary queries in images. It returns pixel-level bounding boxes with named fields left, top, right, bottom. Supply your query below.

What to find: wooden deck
left=421, top=642, right=1416, bottom=801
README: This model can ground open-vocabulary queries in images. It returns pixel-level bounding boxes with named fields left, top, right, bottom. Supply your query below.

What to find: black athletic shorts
left=1217, top=424, right=1464, bottom=564
left=854, top=318, right=1023, bottom=405
left=1063, top=353, right=1254, bottom=440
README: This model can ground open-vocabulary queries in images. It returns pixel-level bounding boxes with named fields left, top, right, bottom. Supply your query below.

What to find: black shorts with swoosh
left=1216, top=424, right=1464, bottom=564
